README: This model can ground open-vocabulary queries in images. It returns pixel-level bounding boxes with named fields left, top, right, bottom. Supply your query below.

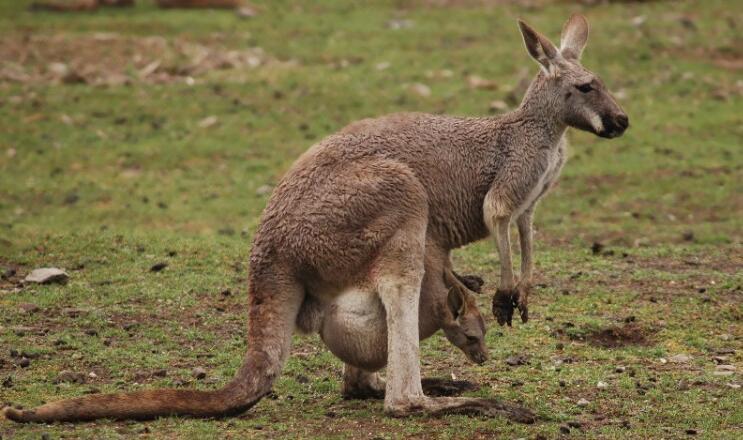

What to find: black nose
left=615, top=113, right=629, bottom=130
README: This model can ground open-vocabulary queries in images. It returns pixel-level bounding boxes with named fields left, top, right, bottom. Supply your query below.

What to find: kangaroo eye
left=466, top=335, right=479, bottom=343
left=575, top=83, right=593, bottom=93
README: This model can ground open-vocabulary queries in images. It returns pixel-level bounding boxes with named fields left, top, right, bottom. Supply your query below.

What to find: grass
left=0, top=0, right=741, bottom=438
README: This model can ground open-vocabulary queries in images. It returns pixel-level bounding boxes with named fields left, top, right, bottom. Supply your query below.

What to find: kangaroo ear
left=518, top=19, right=559, bottom=72
left=561, top=13, right=589, bottom=60
left=447, top=287, right=467, bottom=320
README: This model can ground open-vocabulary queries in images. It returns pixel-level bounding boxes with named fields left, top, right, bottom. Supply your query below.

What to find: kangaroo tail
left=4, top=273, right=303, bottom=423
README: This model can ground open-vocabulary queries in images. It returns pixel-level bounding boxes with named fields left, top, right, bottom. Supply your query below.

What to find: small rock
left=715, top=364, right=736, bottom=372
left=409, top=83, right=431, bottom=97
left=386, top=19, right=413, bottom=30
left=88, top=371, right=98, bottom=378
left=57, top=370, right=86, bottom=384
left=505, top=354, right=529, bottom=366
left=150, top=262, right=167, bottom=272
left=576, top=398, right=590, bottom=407
left=669, top=354, right=693, bottom=364
left=559, top=380, right=567, bottom=387
left=591, top=242, right=604, bottom=255
left=18, top=303, right=40, bottom=313
left=467, top=75, right=498, bottom=90
left=19, top=357, right=31, bottom=368
left=235, top=5, right=258, bottom=18
left=597, top=381, right=608, bottom=389
left=24, top=268, right=69, bottom=284
left=198, top=115, right=219, bottom=129
left=559, top=425, right=570, bottom=434
left=615, top=366, right=626, bottom=373
left=489, top=100, right=509, bottom=113
left=375, top=61, right=391, bottom=71
left=255, top=184, right=273, bottom=196
left=192, top=367, right=207, bottom=380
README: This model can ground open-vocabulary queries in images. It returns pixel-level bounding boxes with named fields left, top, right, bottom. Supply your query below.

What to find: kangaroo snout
left=600, top=112, right=629, bottom=138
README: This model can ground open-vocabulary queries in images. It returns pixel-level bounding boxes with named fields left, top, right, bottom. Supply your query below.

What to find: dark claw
left=453, top=272, right=485, bottom=294
left=492, top=289, right=517, bottom=326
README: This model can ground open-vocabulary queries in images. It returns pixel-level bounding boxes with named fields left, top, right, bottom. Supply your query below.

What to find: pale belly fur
left=319, top=286, right=389, bottom=371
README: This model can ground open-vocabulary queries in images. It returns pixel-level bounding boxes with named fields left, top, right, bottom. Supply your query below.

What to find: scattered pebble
left=18, top=303, right=40, bottom=313
left=192, top=367, right=207, bottom=380
left=198, top=115, right=219, bottom=129
left=57, top=370, right=86, bottom=384
left=716, top=364, right=736, bottom=371
left=409, top=83, right=431, bottom=97
left=88, top=371, right=98, bottom=379
left=615, top=366, right=626, bottom=373
left=597, top=381, right=608, bottom=389
left=19, top=357, right=31, bottom=368
left=559, top=425, right=570, bottom=434
left=576, top=398, right=590, bottom=407
left=489, top=100, right=509, bottom=113
left=150, top=262, right=167, bottom=272
left=24, top=268, right=69, bottom=284
left=669, top=354, right=693, bottom=364
left=255, top=185, right=273, bottom=196
left=505, top=354, right=529, bottom=366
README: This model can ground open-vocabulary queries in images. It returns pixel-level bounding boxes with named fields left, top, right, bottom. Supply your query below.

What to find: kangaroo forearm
left=516, top=210, right=534, bottom=282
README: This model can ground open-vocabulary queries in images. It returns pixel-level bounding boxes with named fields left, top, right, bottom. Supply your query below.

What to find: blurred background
left=0, top=1, right=741, bottom=439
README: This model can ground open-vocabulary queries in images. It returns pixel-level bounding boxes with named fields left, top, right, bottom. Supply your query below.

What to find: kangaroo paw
left=492, top=288, right=517, bottom=326
left=453, top=272, right=485, bottom=293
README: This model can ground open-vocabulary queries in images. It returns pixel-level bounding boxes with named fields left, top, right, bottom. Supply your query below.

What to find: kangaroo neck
left=502, top=75, right=568, bottom=149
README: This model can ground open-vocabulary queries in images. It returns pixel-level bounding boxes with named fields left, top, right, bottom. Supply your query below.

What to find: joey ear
left=447, top=287, right=467, bottom=320
left=518, top=19, right=559, bottom=72
left=560, top=13, right=589, bottom=60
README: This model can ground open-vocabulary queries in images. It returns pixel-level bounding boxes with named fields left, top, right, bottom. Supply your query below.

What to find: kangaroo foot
left=421, top=378, right=480, bottom=397
left=344, top=378, right=479, bottom=400
left=341, top=366, right=386, bottom=400
left=385, top=396, right=535, bottom=424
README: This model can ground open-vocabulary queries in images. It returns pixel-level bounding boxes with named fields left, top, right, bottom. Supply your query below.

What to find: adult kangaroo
left=4, top=14, right=627, bottom=423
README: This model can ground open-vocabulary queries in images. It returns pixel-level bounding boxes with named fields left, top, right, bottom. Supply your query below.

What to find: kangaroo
left=3, top=14, right=626, bottom=423
left=332, top=267, right=488, bottom=400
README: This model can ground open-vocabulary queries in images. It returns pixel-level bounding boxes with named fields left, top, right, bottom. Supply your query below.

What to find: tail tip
left=3, top=406, right=30, bottom=422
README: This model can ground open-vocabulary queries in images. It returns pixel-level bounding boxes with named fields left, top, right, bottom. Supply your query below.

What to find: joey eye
left=575, top=83, right=593, bottom=93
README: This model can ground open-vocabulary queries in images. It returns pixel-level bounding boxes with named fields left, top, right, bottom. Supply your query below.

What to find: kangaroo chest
left=483, top=137, right=567, bottom=224
left=515, top=138, right=566, bottom=217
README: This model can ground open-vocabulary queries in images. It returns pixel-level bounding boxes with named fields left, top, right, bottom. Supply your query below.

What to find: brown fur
left=3, top=14, right=626, bottom=423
